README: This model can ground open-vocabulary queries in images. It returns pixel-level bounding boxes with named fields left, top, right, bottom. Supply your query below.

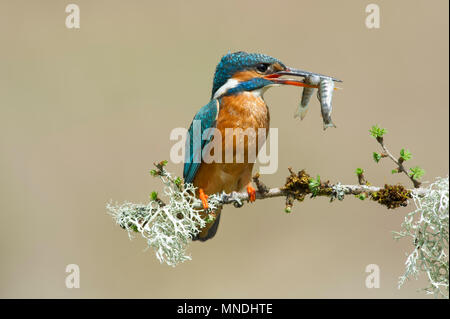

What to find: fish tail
left=323, top=121, right=337, bottom=130
left=294, top=105, right=309, bottom=120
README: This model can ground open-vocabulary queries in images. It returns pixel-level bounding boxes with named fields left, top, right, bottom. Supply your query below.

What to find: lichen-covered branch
left=205, top=168, right=427, bottom=212
left=106, top=161, right=448, bottom=298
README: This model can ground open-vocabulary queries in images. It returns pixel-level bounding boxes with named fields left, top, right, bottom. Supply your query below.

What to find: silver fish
left=294, top=75, right=320, bottom=120
left=318, top=78, right=336, bottom=130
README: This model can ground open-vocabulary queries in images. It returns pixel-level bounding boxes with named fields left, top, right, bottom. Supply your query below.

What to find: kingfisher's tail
left=192, top=208, right=222, bottom=242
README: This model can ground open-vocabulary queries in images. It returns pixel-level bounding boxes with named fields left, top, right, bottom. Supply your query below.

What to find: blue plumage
left=183, top=99, right=219, bottom=183
left=226, top=77, right=273, bottom=96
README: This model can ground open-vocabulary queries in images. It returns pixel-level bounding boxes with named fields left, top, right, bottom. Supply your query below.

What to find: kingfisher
left=184, top=51, right=340, bottom=241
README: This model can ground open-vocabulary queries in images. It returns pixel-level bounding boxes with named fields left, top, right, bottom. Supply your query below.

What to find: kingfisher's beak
left=264, top=67, right=342, bottom=88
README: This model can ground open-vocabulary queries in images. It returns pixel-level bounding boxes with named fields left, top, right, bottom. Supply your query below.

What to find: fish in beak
left=264, top=67, right=342, bottom=130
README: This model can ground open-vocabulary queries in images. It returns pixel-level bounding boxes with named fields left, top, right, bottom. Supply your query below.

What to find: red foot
left=247, top=185, right=256, bottom=202
left=199, top=188, right=209, bottom=209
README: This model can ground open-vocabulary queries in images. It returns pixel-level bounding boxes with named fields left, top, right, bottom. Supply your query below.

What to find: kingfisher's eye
left=256, top=63, right=270, bottom=73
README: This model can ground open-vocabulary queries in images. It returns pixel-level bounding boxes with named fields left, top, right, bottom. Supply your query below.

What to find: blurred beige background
left=0, top=0, right=448, bottom=298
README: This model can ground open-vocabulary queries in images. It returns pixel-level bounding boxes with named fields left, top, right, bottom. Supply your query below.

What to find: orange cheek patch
left=232, top=70, right=263, bottom=81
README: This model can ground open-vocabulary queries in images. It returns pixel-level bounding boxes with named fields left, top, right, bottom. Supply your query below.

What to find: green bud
left=409, top=166, right=425, bottom=180
left=373, top=152, right=382, bottom=163
left=400, top=148, right=412, bottom=161
left=357, top=193, right=366, bottom=200
left=369, top=125, right=387, bottom=138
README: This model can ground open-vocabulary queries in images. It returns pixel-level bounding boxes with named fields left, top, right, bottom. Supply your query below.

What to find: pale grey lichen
left=107, top=169, right=220, bottom=267
left=330, top=182, right=345, bottom=202
left=394, top=176, right=449, bottom=298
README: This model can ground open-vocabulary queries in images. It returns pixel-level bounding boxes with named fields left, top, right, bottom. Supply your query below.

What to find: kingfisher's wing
left=183, top=99, right=219, bottom=184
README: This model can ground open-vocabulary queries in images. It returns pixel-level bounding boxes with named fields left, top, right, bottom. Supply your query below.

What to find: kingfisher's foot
left=199, top=188, right=209, bottom=210
left=247, top=185, right=256, bottom=202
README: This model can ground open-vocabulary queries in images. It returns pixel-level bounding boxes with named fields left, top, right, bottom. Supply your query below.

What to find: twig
left=252, top=172, right=269, bottom=194
left=376, top=136, right=421, bottom=188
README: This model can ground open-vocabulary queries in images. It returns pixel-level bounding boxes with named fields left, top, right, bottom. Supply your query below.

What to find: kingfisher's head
left=211, top=51, right=341, bottom=100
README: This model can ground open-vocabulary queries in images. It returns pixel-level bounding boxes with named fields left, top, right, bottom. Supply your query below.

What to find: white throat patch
left=213, top=78, right=239, bottom=100
left=212, top=79, right=276, bottom=100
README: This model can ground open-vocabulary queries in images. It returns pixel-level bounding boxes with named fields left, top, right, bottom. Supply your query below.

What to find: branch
left=199, top=169, right=428, bottom=211
left=148, top=161, right=426, bottom=212
left=211, top=184, right=427, bottom=204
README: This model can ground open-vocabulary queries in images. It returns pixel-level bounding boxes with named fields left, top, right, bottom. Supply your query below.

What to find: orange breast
left=193, top=92, right=270, bottom=195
